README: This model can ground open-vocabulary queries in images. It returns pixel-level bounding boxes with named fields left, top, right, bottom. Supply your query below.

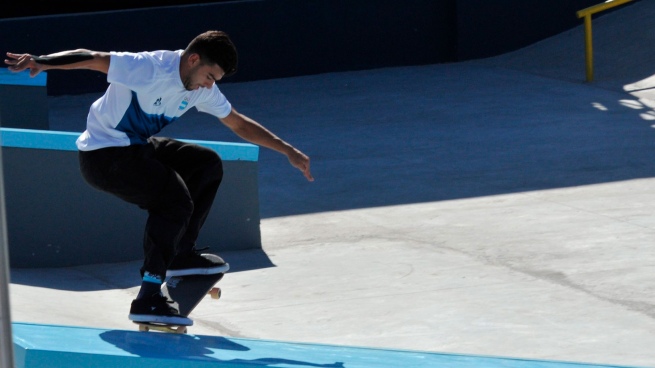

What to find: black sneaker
left=167, top=252, right=230, bottom=277
left=129, top=294, right=193, bottom=326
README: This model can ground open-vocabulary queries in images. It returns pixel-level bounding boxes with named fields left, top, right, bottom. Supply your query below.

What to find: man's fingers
left=303, top=166, right=314, bottom=182
left=4, top=53, right=19, bottom=66
left=4, top=53, right=40, bottom=76
left=290, top=151, right=314, bottom=182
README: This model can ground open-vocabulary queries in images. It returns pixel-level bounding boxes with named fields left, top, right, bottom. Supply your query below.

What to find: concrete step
left=12, top=322, right=643, bottom=368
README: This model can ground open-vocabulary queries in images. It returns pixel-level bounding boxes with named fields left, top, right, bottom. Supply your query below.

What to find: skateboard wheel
left=209, top=287, right=221, bottom=300
left=139, top=325, right=149, bottom=332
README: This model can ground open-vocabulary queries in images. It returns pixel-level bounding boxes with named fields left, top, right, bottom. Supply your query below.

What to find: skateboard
left=135, top=254, right=228, bottom=334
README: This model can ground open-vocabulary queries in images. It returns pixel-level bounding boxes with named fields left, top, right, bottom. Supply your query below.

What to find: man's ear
left=187, top=53, right=201, bottom=66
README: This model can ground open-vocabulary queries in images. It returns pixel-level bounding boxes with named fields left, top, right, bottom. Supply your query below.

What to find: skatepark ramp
left=12, top=323, right=646, bottom=368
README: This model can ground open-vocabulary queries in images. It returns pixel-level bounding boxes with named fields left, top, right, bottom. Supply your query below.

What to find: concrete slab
left=9, top=1, right=655, bottom=367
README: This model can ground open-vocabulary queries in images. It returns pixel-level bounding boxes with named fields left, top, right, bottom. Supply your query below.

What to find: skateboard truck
left=136, top=322, right=189, bottom=334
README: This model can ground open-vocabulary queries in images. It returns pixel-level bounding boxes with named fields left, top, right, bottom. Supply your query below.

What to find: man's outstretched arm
left=220, top=108, right=314, bottom=182
left=4, top=49, right=110, bottom=77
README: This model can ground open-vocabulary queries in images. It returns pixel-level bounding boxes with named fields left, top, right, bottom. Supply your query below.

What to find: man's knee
left=206, top=152, right=223, bottom=182
left=146, top=171, right=194, bottom=217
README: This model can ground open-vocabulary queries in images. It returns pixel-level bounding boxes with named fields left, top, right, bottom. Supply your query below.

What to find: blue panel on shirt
left=116, top=91, right=177, bottom=145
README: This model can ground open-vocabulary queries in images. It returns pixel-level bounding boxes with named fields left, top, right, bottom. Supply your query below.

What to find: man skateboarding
left=5, top=30, right=313, bottom=326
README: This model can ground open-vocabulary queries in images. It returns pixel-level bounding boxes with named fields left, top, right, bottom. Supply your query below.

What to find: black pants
left=79, top=137, right=223, bottom=279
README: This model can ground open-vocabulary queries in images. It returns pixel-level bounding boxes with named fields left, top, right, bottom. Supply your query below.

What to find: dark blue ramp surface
left=12, top=323, right=644, bottom=368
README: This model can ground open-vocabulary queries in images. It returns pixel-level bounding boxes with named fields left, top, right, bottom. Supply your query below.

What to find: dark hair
left=185, top=30, right=238, bottom=76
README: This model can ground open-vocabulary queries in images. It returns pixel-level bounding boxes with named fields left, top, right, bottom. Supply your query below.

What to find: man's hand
left=4, top=53, right=43, bottom=77
left=287, top=149, right=314, bottom=182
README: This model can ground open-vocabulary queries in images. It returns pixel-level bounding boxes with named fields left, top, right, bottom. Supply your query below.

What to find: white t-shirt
left=76, top=50, right=232, bottom=151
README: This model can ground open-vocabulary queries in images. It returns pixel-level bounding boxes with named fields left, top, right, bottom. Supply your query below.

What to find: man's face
left=182, top=55, right=225, bottom=91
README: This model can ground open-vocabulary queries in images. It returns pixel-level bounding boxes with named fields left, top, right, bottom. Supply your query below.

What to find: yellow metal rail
left=576, top=0, right=634, bottom=82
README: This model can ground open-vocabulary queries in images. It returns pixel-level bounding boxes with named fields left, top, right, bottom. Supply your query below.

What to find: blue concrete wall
left=12, top=322, right=645, bottom=368
left=0, top=0, right=455, bottom=96
left=455, top=0, right=607, bottom=60
left=3, top=0, right=623, bottom=95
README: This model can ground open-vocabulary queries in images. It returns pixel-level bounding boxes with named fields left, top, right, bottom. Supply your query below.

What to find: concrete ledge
left=0, top=69, right=49, bottom=130
left=12, top=323, right=643, bottom=368
left=0, top=128, right=259, bottom=160
left=0, top=69, right=47, bottom=87
left=1, top=128, right=261, bottom=268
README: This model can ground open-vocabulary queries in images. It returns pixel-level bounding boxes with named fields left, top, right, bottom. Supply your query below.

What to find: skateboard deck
left=135, top=254, right=227, bottom=333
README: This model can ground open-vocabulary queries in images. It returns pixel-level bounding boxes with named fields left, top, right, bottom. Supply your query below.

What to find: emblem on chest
left=178, top=97, right=190, bottom=111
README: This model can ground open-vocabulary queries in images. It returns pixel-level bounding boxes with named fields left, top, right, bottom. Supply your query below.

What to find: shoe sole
left=166, top=263, right=230, bottom=277
left=129, top=314, right=193, bottom=326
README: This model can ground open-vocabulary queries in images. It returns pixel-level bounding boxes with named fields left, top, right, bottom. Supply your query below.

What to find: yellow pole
left=576, top=0, right=634, bottom=83
left=577, top=0, right=634, bottom=18
left=583, top=14, right=593, bottom=82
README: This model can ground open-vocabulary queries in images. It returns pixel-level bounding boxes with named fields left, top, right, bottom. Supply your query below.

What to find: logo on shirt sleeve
left=178, top=97, right=190, bottom=111
left=153, top=97, right=162, bottom=106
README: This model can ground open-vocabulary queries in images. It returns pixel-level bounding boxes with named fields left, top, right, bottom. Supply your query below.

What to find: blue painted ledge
left=0, top=68, right=47, bottom=87
left=12, top=323, right=646, bottom=368
left=0, top=128, right=259, bottom=162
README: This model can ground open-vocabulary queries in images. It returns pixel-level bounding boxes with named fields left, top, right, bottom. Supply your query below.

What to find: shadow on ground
left=10, top=249, right=275, bottom=291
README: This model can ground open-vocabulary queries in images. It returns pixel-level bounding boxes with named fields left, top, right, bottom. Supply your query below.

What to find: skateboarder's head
left=184, top=30, right=238, bottom=78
